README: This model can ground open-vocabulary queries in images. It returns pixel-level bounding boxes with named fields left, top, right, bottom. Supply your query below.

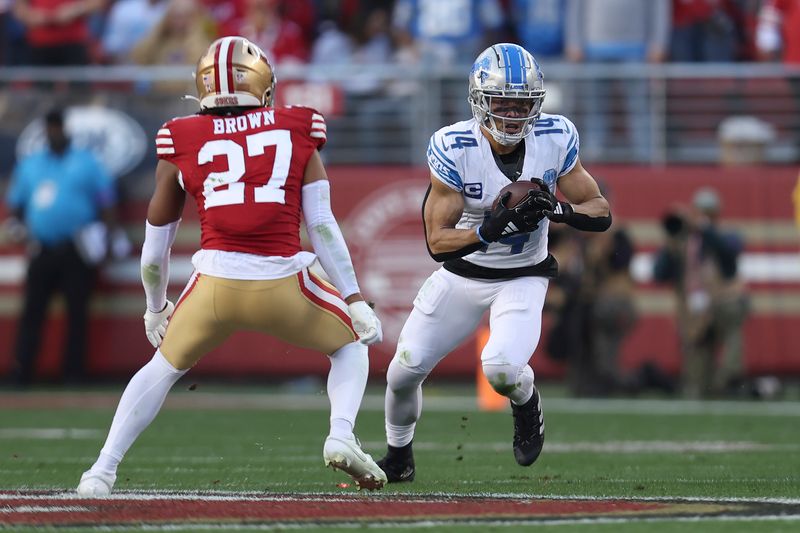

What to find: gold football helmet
left=195, top=37, right=276, bottom=109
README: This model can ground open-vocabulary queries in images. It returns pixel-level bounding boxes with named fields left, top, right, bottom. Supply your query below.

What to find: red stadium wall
left=0, top=165, right=798, bottom=382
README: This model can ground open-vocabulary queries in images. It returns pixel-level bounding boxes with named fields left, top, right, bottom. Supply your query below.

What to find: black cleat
left=511, top=386, right=545, bottom=466
left=376, top=442, right=415, bottom=483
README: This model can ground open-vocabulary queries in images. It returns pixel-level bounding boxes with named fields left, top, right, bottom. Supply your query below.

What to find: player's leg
left=228, top=268, right=385, bottom=489
left=78, top=274, right=232, bottom=497
left=380, top=269, right=486, bottom=481
left=481, top=276, right=548, bottom=467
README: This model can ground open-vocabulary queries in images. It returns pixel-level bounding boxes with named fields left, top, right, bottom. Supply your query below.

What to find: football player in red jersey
left=77, top=36, right=387, bottom=495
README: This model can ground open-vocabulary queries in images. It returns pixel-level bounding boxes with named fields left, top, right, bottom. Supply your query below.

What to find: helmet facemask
left=469, top=89, right=545, bottom=146
left=468, top=43, right=546, bottom=146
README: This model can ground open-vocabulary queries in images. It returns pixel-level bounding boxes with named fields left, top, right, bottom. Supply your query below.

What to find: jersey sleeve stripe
left=560, top=145, right=578, bottom=175
left=157, top=128, right=171, bottom=136
left=565, top=131, right=578, bottom=151
left=311, top=113, right=324, bottom=122
left=311, top=122, right=327, bottom=132
left=431, top=172, right=463, bottom=191
left=427, top=142, right=458, bottom=172
left=310, top=131, right=327, bottom=139
left=157, top=147, right=176, bottom=155
left=427, top=147, right=463, bottom=190
left=155, top=138, right=174, bottom=145
left=431, top=136, right=456, bottom=167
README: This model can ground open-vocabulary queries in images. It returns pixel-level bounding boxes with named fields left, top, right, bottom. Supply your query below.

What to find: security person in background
left=3, top=108, right=117, bottom=386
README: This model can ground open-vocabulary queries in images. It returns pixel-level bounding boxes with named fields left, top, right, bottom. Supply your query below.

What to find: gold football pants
left=159, top=268, right=357, bottom=370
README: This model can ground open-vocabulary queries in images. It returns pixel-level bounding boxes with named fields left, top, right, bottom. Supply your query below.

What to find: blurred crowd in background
left=0, top=0, right=798, bottom=69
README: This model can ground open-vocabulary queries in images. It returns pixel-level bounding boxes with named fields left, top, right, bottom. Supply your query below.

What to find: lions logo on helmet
left=195, top=36, right=276, bottom=110
left=468, top=43, right=546, bottom=146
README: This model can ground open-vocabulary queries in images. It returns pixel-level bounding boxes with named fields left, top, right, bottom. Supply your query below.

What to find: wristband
left=476, top=226, right=491, bottom=245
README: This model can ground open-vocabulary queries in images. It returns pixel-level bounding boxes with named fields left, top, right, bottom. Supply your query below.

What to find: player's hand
left=529, top=186, right=573, bottom=224
left=143, top=300, right=174, bottom=348
left=348, top=300, right=383, bottom=345
left=538, top=192, right=573, bottom=224
left=478, top=192, right=541, bottom=243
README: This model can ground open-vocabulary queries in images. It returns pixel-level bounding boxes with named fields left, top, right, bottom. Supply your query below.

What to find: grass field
left=1, top=383, right=799, bottom=532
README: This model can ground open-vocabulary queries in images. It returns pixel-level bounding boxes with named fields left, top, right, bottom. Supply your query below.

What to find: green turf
left=1, top=400, right=798, bottom=498
left=1, top=386, right=799, bottom=532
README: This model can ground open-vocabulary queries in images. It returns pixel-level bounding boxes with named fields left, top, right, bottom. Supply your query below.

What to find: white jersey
left=426, top=112, right=579, bottom=271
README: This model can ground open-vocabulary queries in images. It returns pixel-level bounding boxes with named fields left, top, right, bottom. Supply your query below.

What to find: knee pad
left=482, top=363, right=534, bottom=403
left=387, top=357, right=428, bottom=394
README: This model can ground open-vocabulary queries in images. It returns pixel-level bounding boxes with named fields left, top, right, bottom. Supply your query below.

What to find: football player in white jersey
left=377, top=43, right=611, bottom=482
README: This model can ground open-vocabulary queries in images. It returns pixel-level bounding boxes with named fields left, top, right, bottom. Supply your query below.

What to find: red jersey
left=155, top=106, right=327, bottom=257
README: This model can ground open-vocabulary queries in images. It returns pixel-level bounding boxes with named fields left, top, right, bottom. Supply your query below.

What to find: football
left=493, top=179, right=548, bottom=209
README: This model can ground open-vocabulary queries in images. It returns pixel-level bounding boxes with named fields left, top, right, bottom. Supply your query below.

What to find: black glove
left=478, top=192, right=542, bottom=243
left=532, top=188, right=574, bottom=224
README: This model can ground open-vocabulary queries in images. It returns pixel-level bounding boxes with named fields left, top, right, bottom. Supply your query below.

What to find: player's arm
left=140, top=160, right=185, bottom=347
left=539, top=158, right=611, bottom=232
left=423, top=174, right=484, bottom=261
left=302, top=151, right=381, bottom=344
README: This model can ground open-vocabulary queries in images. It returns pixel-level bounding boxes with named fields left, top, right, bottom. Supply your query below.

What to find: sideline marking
left=0, top=505, right=90, bottom=513
left=2, top=490, right=800, bottom=505
left=363, top=440, right=800, bottom=454
left=0, top=428, right=103, bottom=439
left=0, top=491, right=798, bottom=531
left=2, top=392, right=800, bottom=417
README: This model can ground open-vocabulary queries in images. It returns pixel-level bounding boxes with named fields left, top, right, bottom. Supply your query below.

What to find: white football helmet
left=468, top=43, right=546, bottom=146
left=195, top=36, right=276, bottom=110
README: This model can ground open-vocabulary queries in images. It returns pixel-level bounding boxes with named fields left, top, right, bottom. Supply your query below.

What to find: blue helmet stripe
left=501, top=45, right=525, bottom=85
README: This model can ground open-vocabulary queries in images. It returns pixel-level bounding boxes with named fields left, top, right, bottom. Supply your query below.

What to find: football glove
left=532, top=189, right=574, bottom=224
left=477, top=191, right=542, bottom=243
left=143, top=300, right=175, bottom=348
left=348, top=300, right=383, bottom=345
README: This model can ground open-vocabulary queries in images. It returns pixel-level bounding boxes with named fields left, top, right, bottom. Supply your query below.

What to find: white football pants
left=385, top=267, right=548, bottom=447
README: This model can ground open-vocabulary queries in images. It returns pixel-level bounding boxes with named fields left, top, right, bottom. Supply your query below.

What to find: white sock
left=90, top=350, right=187, bottom=475
left=326, top=342, right=367, bottom=440
left=385, top=358, right=426, bottom=448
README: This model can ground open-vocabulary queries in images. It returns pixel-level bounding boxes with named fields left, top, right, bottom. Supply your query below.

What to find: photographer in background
left=653, top=189, right=749, bottom=399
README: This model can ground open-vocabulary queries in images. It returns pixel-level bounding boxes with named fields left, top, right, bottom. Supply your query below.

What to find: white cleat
left=76, top=470, right=116, bottom=498
left=323, top=435, right=388, bottom=491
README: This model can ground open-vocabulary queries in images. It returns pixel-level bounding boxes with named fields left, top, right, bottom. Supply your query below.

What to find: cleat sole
left=326, top=459, right=385, bottom=491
